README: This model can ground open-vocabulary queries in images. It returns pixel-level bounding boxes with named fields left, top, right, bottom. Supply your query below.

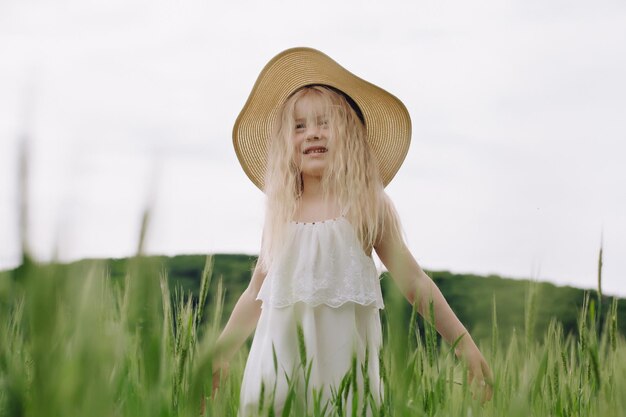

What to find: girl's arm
left=213, top=261, right=266, bottom=365
left=373, top=196, right=493, bottom=400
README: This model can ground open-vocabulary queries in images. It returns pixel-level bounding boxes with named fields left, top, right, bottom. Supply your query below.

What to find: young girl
left=213, top=47, right=493, bottom=416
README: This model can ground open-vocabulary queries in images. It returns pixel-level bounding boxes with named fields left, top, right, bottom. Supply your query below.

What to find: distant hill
left=63, top=253, right=626, bottom=344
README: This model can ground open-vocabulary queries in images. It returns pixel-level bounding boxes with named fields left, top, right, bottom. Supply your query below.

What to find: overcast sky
left=1, top=0, right=625, bottom=297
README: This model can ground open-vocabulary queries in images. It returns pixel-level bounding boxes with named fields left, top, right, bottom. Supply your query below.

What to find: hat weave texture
left=233, top=47, right=412, bottom=190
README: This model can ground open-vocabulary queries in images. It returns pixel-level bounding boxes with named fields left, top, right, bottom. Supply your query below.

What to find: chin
left=301, top=165, right=326, bottom=177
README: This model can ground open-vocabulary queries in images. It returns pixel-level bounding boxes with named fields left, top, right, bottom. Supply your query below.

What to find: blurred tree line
left=71, top=253, right=624, bottom=345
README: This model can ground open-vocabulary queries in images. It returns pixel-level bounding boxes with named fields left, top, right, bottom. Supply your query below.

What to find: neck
left=296, top=174, right=340, bottom=221
left=301, top=174, right=324, bottom=198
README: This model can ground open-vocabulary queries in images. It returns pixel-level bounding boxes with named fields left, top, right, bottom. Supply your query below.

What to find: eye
left=295, top=122, right=306, bottom=131
left=316, top=116, right=329, bottom=127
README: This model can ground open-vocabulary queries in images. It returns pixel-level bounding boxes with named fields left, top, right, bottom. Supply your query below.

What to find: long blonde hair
left=260, top=85, right=402, bottom=271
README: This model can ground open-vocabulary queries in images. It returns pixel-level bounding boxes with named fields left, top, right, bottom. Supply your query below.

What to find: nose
left=306, top=125, right=321, bottom=141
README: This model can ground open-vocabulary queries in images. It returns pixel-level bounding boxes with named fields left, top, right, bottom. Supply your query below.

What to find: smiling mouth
left=303, top=146, right=328, bottom=154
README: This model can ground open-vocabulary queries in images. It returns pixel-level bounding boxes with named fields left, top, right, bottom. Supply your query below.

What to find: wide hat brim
left=233, top=47, right=412, bottom=191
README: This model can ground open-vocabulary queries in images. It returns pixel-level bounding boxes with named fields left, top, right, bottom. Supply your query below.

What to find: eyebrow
left=294, top=115, right=327, bottom=121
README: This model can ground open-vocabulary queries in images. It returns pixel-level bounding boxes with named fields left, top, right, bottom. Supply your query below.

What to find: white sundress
left=238, top=216, right=385, bottom=417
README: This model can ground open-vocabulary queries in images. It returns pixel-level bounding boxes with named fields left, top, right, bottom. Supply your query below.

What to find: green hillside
left=63, top=253, right=624, bottom=344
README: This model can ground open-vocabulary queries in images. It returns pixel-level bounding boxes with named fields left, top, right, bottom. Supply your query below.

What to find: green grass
left=0, top=254, right=624, bottom=417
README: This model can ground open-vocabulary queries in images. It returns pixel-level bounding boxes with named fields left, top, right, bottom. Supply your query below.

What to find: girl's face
left=291, top=93, right=331, bottom=178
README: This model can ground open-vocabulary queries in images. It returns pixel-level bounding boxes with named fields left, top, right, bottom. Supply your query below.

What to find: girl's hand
left=211, top=361, right=230, bottom=399
left=456, top=342, right=494, bottom=403
left=466, top=349, right=493, bottom=403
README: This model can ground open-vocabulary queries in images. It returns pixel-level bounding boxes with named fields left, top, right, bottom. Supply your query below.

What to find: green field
left=106, top=253, right=626, bottom=344
left=0, top=254, right=624, bottom=416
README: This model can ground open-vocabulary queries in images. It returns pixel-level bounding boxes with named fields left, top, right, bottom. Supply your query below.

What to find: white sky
left=1, top=0, right=625, bottom=296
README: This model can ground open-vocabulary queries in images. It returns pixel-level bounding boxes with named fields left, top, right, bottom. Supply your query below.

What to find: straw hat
left=232, top=47, right=412, bottom=191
